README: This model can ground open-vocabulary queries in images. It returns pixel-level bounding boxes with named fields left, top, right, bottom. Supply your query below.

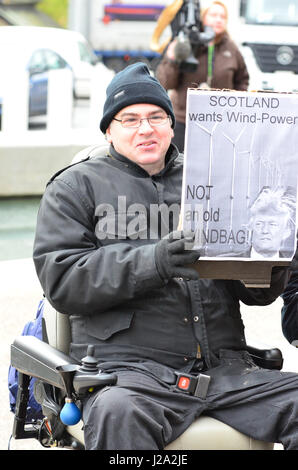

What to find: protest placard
left=181, top=89, right=298, bottom=268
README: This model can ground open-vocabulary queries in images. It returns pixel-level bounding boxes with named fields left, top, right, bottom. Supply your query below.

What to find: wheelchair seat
left=36, top=298, right=274, bottom=450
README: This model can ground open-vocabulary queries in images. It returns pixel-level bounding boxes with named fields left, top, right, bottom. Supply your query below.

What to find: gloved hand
left=155, top=230, right=201, bottom=281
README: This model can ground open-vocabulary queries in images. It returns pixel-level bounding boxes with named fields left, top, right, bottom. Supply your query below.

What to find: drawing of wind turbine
left=245, top=125, right=257, bottom=206
left=195, top=122, right=218, bottom=250
left=239, top=149, right=250, bottom=207
left=255, top=156, right=278, bottom=192
left=239, top=125, right=257, bottom=208
left=272, top=159, right=283, bottom=188
left=195, top=122, right=218, bottom=187
left=222, top=126, right=247, bottom=232
left=248, top=153, right=261, bottom=197
left=262, top=157, right=275, bottom=187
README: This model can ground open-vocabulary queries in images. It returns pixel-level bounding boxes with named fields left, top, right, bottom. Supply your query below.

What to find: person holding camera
left=156, top=0, right=249, bottom=151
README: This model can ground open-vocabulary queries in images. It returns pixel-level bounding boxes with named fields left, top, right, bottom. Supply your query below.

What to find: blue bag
left=8, top=298, right=45, bottom=422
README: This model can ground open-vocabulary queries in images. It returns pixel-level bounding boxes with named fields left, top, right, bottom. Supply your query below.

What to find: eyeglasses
left=113, top=115, right=171, bottom=129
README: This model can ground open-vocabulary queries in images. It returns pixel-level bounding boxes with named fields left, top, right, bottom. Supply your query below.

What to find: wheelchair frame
left=10, top=334, right=283, bottom=449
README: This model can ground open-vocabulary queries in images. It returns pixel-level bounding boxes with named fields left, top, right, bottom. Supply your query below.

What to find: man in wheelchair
left=12, top=63, right=298, bottom=450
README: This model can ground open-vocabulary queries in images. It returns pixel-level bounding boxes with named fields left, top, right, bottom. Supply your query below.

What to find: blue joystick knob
left=60, top=398, right=81, bottom=426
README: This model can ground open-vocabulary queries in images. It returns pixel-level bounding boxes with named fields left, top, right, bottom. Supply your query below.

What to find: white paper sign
left=181, top=89, right=298, bottom=260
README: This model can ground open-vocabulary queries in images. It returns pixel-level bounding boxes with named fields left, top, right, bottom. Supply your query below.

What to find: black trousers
left=82, top=351, right=298, bottom=450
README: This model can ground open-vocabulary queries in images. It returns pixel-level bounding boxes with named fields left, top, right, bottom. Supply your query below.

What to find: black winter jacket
left=281, top=270, right=298, bottom=344
left=33, top=144, right=288, bottom=370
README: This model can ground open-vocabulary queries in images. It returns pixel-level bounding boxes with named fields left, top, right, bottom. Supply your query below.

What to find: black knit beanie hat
left=100, top=62, right=175, bottom=133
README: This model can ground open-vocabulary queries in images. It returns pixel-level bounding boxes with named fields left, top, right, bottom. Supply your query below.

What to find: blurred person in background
left=156, top=0, right=249, bottom=152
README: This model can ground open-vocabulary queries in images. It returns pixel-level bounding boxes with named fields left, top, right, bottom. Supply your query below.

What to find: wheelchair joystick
left=58, top=346, right=102, bottom=426
left=72, top=345, right=117, bottom=397
left=80, top=345, right=99, bottom=373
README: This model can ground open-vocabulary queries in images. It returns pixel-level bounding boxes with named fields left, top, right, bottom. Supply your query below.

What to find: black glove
left=155, top=230, right=201, bottom=281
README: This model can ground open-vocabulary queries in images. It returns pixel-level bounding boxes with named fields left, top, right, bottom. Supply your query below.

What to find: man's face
left=106, top=103, right=174, bottom=175
left=251, top=211, right=288, bottom=255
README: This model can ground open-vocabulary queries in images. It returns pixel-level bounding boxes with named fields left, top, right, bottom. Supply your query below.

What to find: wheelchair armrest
left=246, top=345, right=283, bottom=370
left=10, top=336, right=116, bottom=444
left=11, top=335, right=79, bottom=390
left=11, top=336, right=117, bottom=396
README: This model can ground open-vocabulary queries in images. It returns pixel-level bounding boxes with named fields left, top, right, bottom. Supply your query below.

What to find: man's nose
left=138, top=119, right=153, bottom=131
left=261, top=223, right=270, bottom=233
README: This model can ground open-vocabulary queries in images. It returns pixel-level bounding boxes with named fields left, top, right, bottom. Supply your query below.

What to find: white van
left=0, top=26, right=111, bottom=98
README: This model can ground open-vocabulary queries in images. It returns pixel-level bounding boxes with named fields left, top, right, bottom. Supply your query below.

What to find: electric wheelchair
left=10, top=297, right=283, bottom=450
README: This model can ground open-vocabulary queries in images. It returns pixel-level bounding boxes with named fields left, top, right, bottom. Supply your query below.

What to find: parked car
left=0, top=45, right=71, bottom=128
left=0, top=26, right=106, bottom=98
left=29, top=48, right=73, bottom=124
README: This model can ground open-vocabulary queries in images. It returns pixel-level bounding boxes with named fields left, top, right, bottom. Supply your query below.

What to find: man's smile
left=137, top=140, right=157, bottom=149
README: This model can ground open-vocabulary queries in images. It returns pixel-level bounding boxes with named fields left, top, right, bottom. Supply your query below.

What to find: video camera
left=171, top=0, right=215, bottom=72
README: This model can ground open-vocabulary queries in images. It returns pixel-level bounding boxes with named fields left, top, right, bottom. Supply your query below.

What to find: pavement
left=0, top=258, right=297, bottom=451
left=0, top=258, right=45, bottom=450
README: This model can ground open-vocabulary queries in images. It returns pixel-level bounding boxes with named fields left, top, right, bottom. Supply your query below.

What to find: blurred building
left=0, top=0, right=59, bottom=28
